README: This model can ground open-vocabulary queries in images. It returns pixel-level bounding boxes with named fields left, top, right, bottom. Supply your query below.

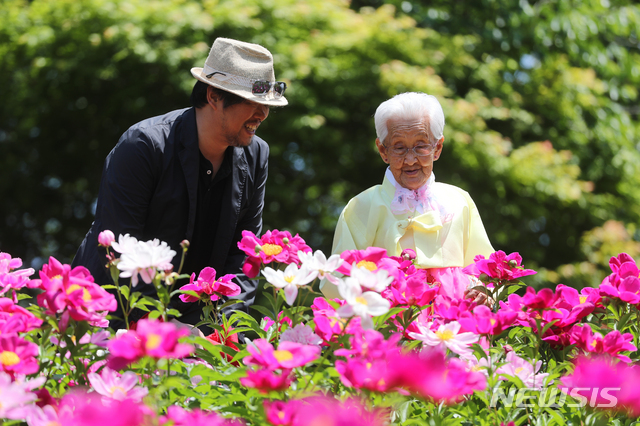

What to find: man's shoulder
left=127, top=108, right=191, bottom=135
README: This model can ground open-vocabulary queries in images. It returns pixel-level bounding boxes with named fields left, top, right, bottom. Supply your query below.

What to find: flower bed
left=1, top=230, right=640, bottom=425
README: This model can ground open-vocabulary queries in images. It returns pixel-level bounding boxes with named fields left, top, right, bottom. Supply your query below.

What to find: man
left=72, top=37, right=287, bottom=329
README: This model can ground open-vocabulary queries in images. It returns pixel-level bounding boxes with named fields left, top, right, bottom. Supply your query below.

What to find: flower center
left=489, top=318, right=497, bottom=326
left=356, top=260, right=377, bottom=271
left=0, top=350, right=20, bottom=366
left=45, top=422, right=61, bottom=426
left=435, top=330, right=454, bottom=341
left=273, top=350, right=294, bottom=362
left=579, top=296, right=587, bottom=304
left=261, top=244, right=283, bottom=257
left=355, top=296, right=368, bottom=305
left=146, top=333, right=162, bottom=350
left=66, top=284, right=92, bottom=302
left=284, top=275, right=295, bottom=284
left=514, top=367, right=524, bottom=374
left=109, top=385, right=126, bottom=395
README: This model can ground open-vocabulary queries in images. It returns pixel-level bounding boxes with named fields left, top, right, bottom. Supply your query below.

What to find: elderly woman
left=321, top=92, right=494, bottom=301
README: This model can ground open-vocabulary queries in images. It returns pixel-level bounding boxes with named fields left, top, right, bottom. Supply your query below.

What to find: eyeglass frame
left=206, top=71, right=287, bottom=98
left=381, top=142, right=437, bottom=159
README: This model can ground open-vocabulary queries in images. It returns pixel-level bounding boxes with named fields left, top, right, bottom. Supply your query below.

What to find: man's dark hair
left=190, top=80, right=245, bottom=109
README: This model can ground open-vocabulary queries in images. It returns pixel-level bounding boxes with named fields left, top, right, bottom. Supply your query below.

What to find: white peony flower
left=262, top=263, right=316, bottom=305
left=298, top=250, right=344, bottom=285
left=117, top=238, right=176, bottom=286
left=349, top=263, right=394, bottom=292
left=111, top=233, right=139, bottom=255
left=336, top=277, right=390, bottom=330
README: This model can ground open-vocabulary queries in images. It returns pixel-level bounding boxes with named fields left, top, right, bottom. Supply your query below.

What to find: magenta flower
left=0, top=298, right=43, bottom=334
left=88, top=367, right=148, bottom=402
left=0, top=252, right=36, bottom=294
left=335, top=357, right=395, bottom=392
left=389, top=271, right=438, bottom=307
left=285, top=395, right=388, bottom=426
left=238, top=230, right=311, bottom=278
left=520, top=286, right=557, bottom=310
left=97, top=230, right=116, bottom=247
left=569, top=324, right=637, bottom=362
left=161, top=405, right=244, bottom=426
left=458, top=305, right=517, bottom=335
left=54, top=391, right=156, bottom=426
left=179, top=267, right=240, bottom=303
left=336, top=247, right=389, bottom=276
left=264, top=399, right=300, bottom=426
left=35, top=257, right=117, bottom=328
left=0, top=334, right=40, bottom=377
left=559, top=356, right=626, bottom=409
left=107, top=319, right=194, bottom=369
left=240, top=368, right=294, bottom=393
left=244, top=339, right=320, bottom=370
left=463, top=251, right=536, bottom=283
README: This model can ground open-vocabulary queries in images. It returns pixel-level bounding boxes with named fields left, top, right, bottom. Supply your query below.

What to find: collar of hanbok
left=385, top=168, right=453, bottom=222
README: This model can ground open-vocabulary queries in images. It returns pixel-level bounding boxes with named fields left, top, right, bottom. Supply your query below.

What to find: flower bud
left=98, top=230, right=115, bottom=247
left=282, top=237, right=290, bottom=245
left=507, top=260, right=518, bottom=268
left=478, top=273, right=491, bottom=283
left=401, top=248, right=417, bottom=261
left=255, top=245, right=263, bottom=254
left=181, top=240, right=190, bottom=249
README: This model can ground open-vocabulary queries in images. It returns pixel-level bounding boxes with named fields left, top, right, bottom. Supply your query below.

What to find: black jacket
left=73, top=107, right=268, bottom=324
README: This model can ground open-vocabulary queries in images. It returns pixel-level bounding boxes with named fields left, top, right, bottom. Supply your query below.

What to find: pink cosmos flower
left=238, top=230, right=311, bottom=278
left=239, top=368, right=293, bottom=393
left=243, top=339, right=320, bottom=370
left=179, top=267, right=240, bottom=303
left=0, top=334, right=40, bottom=377
left=408, top=320, right=479, bottom=356
left=116, top=237, right=176, bottom=286
left=88, top=367, right=148, bottom=402
left=0, top=252, right=36, bottom=294
left=0, top=298, right=43, bottom=334
left=35, top=257, right=116, bottom=328
left=97, top=230, right=116, bottom=247
left=107, top=319, right=194, bottom=369
left=463, top=251, right=536, bottom=283
left=161, top=405, right=245, bottom=426
left=496, top=351, right=549, bottom=389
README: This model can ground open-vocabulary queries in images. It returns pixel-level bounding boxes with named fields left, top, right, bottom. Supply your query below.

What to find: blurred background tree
left=1, top=0, right=639, bottom=289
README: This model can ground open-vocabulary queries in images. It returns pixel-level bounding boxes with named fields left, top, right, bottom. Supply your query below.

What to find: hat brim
left=191, top=67, right=288, bottom=107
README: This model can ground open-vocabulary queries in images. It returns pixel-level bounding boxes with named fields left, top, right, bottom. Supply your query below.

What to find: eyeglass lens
left=252, top=81, right=287, bottom=98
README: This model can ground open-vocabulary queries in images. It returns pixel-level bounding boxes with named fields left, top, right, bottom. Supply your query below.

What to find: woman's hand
left=464, top=288, right=494, bottom=308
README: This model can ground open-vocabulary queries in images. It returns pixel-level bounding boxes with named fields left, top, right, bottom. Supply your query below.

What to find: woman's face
left=376, top=117, right=443, bottom=190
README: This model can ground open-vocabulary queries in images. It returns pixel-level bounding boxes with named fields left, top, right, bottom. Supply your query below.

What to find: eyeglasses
left=384, top=143, right=436, bottom=158
left=251, top=81, right=287, bottom=98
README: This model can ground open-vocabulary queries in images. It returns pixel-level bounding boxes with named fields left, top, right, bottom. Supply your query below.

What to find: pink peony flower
left=88, top=367, right=148, bottom=402
left=264, top=399, right=300, bottom=426
left=244, top=339, right=320, bottom=370
left=240, top=368, right=294, bottom=393
left=107, top=319, right=194, bottom=369
left=161, top=405, right=244, bottom=426
left=179, top=267, right=240, bottom=303
left=496, top=351, right=549, bottom=389
left=35, top=257, right=117, bottom=328
left=0, top=372, right=45, bottom=420
left=280, top=323, right=322, bottom=346
left=569, top=324, right=637, bottom=362
left=97, top=230, right=116, bottom=247
left=237, top=230, right=311, bottom=278
left=463, top=251, right=536, bottom=283
left=54, top=391, right=156, bottom=426
left=458, top=305, right=518, bottom=335
left=0, top=334, right=40, bottom=377
left=0, top=252, right=36, bottom=294
left=0, top=298, right=43, bottom=334
left=282, top=395, right=388, bottom=426
left=336, top=247, right=389, bottom=276
left=262, top=313, right=293, bottom=332
left=408, top=320, right=479, bottom=356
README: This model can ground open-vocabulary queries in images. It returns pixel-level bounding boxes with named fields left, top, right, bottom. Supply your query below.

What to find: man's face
left=376, top=117, right=443, bottom=190
left=218, top=99, right=270, bottom=147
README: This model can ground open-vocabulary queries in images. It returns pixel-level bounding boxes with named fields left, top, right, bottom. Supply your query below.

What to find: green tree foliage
left=1, top=0, right=639, bottom=288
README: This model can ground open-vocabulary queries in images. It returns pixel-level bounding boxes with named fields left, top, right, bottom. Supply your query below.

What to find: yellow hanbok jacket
left=321, top=174, right=494, bottom=299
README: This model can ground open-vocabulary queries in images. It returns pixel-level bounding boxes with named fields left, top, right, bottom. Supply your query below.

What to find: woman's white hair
left=374, top=92, right=445, bottom=144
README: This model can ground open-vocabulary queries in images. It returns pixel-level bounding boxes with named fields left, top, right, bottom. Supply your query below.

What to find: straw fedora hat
left=191, top=38, right=288, bottom=107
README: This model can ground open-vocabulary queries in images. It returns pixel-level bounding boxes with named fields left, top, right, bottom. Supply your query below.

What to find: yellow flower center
left=579, top=296, right=587, bottom=304
left=0, top=351, right=20, bottom=366
left=45, top=422, right=61, bottom=426
left=514, top=367, right=524, bottom=374
left=109, top=385, right=126, bottom=395
left=146, top=333, right=162, bottom=350
left=273, top=350, right=294, bottom=362
left=355, top=296, right=368, bottom=305
left=435, top=329, right=455, bottom=341
left=261, top=244, right=283, bottom=257
left=66, top=284, right=91, bottom=302
left=490, top=318, right=497, bottom=326
left=589, top=340, right=598, bottom=349
left=278, top=412, right=285, bottom=420
left=356, top=260, right=377, bottom=271
left=284, top=275, right=295, bottom=284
